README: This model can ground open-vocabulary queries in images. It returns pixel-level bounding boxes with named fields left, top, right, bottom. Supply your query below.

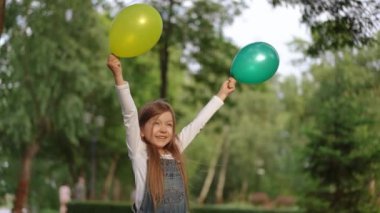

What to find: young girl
left=107, top=54, right=236, bottom=212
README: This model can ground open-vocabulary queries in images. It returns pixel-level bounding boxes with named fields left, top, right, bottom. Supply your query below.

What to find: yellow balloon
left=109, top=4, right=163, bottom=58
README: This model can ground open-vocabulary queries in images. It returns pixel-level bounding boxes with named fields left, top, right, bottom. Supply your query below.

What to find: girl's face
left=141, top=111, right=174, bottom=153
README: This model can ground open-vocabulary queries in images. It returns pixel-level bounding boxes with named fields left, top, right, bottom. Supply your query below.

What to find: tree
left=302, top=41, right=380, bottom=212
left=0, top=0, right=4, bottom=35
left=0, top=0, right=109, bottom=211
left=270, top=0, right=380, bottom=55
left=226, top=83, right=286, bottom=199
left=145, top=0, right=248, bottom=98
left=180, top=36, right=238, bottom=203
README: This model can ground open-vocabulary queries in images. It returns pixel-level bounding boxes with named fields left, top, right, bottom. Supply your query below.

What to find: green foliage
left=0, top=0, right=112, bottom=210
left=269, top=0, right=380, bottom=55
left=225, top=80, right=305, bottom=198
left=192, top=205, right=300, bottom=213
left=148, top=0, right=248, bottom=98
left=301, top=38, right=380, bottom=212
left=40, top=209, right=59, bottom=213
left=1, top=0, right=109, bottom=145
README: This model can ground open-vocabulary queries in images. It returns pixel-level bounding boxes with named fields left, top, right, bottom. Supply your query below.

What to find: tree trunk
left=239, top=179, right=249, bottom=202
left=215, top=139, right=230, bottom=204
left=197, top=140, right=223, bottom=204
left=159, top=0, right=174, bottom=99
left=102, top=155, right=120, bottom=200
left=369, top=178, right=376, bottom=197
left=0, top=0, right=5, bottom=35
left=112, top=178, right=122, bottom=201
left=12, top=142, right=40, bottom=213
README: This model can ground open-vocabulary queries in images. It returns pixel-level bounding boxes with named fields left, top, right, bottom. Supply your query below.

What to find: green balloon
left=230, top=42, right=280, bottom=84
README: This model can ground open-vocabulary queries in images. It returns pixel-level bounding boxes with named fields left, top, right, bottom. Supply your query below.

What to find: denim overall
left=136, top=158, right=187, bottom=213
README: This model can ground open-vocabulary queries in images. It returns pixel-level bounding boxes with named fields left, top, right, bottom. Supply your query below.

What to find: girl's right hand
left=107, top=54, right=122, bottom=76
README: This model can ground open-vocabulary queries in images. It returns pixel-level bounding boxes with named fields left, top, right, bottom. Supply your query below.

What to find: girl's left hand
left=217, top=77, right=236, bottom=101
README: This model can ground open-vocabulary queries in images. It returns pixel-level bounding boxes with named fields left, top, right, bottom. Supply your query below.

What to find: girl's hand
left=107, top=54, right=125, bottom=85
left=217, top=77, right=236, bottom=101
left=107, top=54, right=122, bottom=76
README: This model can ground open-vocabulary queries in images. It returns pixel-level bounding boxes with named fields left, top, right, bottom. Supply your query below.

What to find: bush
left=192, top=205, right=300, bottom=213
left=67, top=201, right=133, bottom=213
left=40, top=209, right=59, bottom=213
left=68, top=201, right=301, bottom=213
left=248, top=192, right=270, bottom=206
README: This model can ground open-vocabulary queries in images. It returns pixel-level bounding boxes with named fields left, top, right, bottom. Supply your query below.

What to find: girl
left=107, top=54, right=236, bottom=212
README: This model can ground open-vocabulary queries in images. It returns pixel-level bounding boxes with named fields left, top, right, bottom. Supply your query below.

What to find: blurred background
left=1, top=0, right=379, bottom=212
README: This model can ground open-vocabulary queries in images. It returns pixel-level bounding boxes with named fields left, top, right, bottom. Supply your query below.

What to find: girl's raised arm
left=107, top=54, right=143, bottom=157
left=177, top=77, right=236, bottom=151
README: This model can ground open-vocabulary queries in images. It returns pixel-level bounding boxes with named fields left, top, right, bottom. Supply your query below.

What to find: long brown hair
left=139, top=100, right=188, bottom=208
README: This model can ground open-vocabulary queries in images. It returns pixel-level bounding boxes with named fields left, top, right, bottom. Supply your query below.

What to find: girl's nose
left=159, top=125, right=167, bottom=132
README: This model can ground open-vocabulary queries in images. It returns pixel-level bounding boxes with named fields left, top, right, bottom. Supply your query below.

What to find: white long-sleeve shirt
left=116, top=82, right=224, bottom=209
